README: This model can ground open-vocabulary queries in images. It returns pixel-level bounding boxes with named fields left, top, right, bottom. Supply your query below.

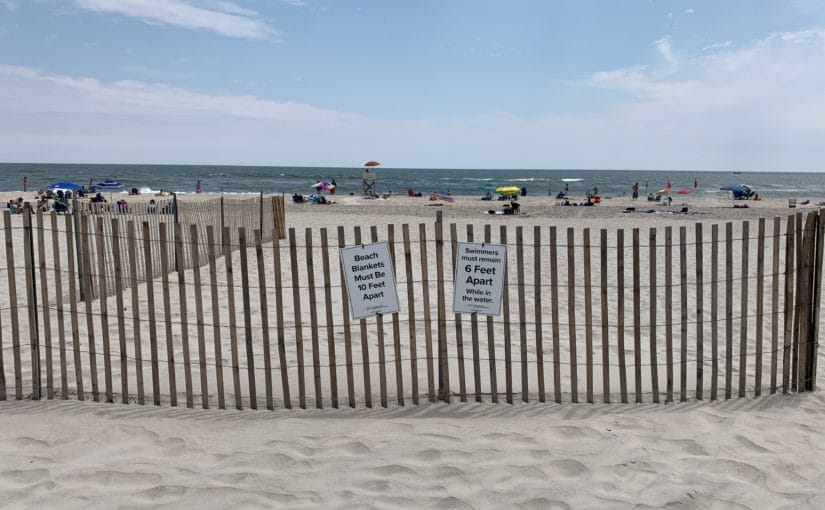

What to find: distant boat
left=733, top=171, right=742, bottom=174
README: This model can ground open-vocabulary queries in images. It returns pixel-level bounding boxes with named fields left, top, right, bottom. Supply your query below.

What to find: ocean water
left=0, top=163, right=823, bottom=198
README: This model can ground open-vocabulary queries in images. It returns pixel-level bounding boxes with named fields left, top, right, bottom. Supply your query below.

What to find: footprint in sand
left=0, top=437, right=50, bottom=450
left=735, top=435, right=772, bottom=453
left=518, top=498, right=571, bottom=510
left=341, top=441, right=373, bottom=455
left=264, top=439, right=317, bottom=457
left=366, top=464, right=419, bottom=477
left=0, top=468, right=51, bottom=485
left=65, top=470, right=163, bottom=485
left=544, top=459, right=590, bottom=478
left=668, top=439, right=710, bottom=456
left=425, top=496, right=474, bottom=509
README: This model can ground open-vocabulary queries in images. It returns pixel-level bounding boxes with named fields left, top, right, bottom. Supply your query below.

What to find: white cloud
left=655, top=37, right=679, bottom=72
left=1, top=0, right=17, bottom=11
left=0, top=65, right=349, bottom=123
left=73, top=0, right=278, bottom=40
left=702, top=40, right=732, bottom=51
left=683, top=8, right=694, bottom=14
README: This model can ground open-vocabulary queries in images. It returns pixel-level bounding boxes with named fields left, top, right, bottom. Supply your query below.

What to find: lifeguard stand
left=362, top=171, right=377, bottom=196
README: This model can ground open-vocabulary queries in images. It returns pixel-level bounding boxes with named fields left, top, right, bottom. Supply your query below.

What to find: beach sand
left=0, top=192, right=824, bottom=508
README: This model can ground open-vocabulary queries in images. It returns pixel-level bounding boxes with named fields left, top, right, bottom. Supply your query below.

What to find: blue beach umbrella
left=720, top=183, right=753, bottom=199
left=96, top=180, right=125, bottom=191
left=49, top=181, right=83, bottom=191
left=480, top=183, right=497, bottom=192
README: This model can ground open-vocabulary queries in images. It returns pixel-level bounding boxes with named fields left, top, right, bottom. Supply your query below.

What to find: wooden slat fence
left=64, top=195, right=283, bottom=301
left=0, top=206, right=822, bottom=408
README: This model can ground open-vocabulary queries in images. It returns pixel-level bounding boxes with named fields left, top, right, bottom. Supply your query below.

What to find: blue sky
left=1, top=0, right=825, bottom=171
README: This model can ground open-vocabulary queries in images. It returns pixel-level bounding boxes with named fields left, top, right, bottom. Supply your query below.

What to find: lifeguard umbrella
left=495, top=186, right=521, bottom=196
left=658, top=178, right=673, bottom=195
left=364, top=161, right=381, bottom=167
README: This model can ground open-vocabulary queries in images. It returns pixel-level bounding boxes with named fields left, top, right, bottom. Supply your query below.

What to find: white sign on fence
left=340, top=241, right=400, bottom=319
left=453, top=242, right=507, bottom=315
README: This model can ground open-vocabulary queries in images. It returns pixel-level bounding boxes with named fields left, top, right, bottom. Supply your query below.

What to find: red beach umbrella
left=364, top=161, right=381, bottom=167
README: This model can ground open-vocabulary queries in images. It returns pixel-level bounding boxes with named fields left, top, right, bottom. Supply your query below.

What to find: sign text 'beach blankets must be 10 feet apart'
left=340, top=241, right=400, bottom=319
left=453, top=242, right=507, bottom=315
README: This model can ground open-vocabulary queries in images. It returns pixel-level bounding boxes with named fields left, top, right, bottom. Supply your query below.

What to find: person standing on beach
left=195, top=180, right=202, bottom=193
left=330, top=178, right=337, bottom=194
left=23, top=176, right=28, bottom=192
left=632, top=182, right=639, bottom=201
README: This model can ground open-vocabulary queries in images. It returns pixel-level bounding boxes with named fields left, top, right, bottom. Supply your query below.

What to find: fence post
left=72, top=195, right=84, bottom=301
left=808, top=209, right=824, bottom=390
left=220, top=194, right=225, bottom=237
left=435, top=210, right=450, bottom=401
left=22, top=204, right=41, bottom=400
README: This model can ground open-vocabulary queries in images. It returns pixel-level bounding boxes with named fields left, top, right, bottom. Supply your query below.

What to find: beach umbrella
left=495, top=186, right=521, bottom=197
left=720, top=183, right=753, bottom=199
left=658, top=178, right=673, bottom=195
left=676, top=188, right=693, bottom=195
left=435, top=193, right=455, bottom=204
left=480, top=183, right=497, bottom=192
left=364, top=161, right=381, bottom=167
left=310, top=181, right=336, bottom=193
left=96, top=180, right=125, bottom=192
left=49, top=181, right=82, bottom=191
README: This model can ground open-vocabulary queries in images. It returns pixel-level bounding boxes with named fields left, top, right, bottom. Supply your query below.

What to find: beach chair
left=53, top=199, right=69, bottom=214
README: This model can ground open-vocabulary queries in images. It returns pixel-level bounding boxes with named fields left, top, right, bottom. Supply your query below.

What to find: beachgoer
left=23, top=176, right=28, bottom=192
left=330, top=178, right=337, bottom=194
left=520, top=186, right=527, bottom=197
left=148, top=199, right=157, bottom=214
left=593, top=186, right=598, bottom=195
left=632, top=182, right=639, bottom=201
left=564, top=183, right=569, bottom=194
left=548, top=187, right=553, bottom=196
left=195, top=180, right=202, bottom=193
left=408, top=188, right=415, bottom=197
